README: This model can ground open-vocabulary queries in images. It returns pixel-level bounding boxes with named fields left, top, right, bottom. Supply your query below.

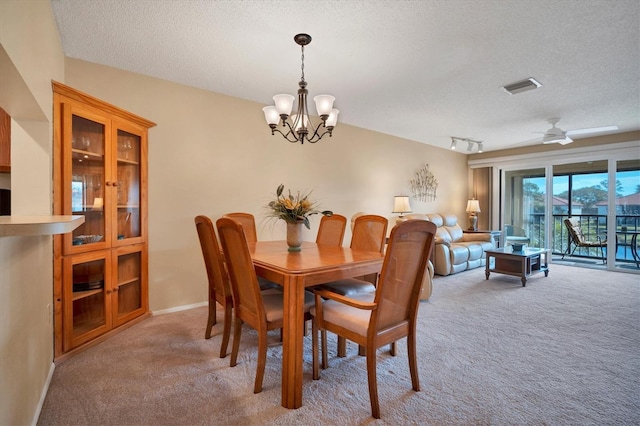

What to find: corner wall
left=0, top=1, right=65, bottom=425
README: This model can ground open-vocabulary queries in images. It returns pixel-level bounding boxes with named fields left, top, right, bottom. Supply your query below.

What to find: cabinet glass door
left=67, top=112, right=108, bottom=252
left=113, top=245, right=147, bottom=326
left=64, top=252, right=112, bottom=351
left=115, top=128, right=143, bottom=243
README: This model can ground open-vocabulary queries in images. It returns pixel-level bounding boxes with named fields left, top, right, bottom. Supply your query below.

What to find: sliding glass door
left=503, top=168, right=546, bottom=249
left=552, top=161, right=609, bottom=264
left=614, top=159, right=640, bottom=270
left=492, top=145, right=639, bottom=273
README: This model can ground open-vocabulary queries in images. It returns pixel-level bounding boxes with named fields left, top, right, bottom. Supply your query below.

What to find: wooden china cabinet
left=52, top=82, right=156, bottom=361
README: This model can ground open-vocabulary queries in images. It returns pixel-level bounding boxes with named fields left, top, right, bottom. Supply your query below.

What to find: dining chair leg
left=389, top=341, right=397, bottom=356
left=230, top=318, right=242, bottom=367
left=366, top=345, right=381, bottom=419
left=358, top=344, right=365, bottom=356
left=254, top=327, right=267, bottom=393
left=337, top=336, right=347, bottom=357
left=205, top=296, right=217, bottom=339
left=219, top=305, right=232, bottom=358
left=321, top=329, right=328, bottom=369
left=408, top=330, right=420, bottom=392
left=312, top=320, right=320, bottom=380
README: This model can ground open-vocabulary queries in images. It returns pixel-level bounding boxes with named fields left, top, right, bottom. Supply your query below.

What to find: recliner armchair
left=429, top=214, right=494, bottom=276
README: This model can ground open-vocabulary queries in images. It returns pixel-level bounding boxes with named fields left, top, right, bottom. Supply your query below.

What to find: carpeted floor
left=38, top=264, right=640, bottom=425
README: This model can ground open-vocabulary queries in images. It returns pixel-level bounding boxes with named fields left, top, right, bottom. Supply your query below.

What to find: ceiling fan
left=532, top=118, right=618, bottom=145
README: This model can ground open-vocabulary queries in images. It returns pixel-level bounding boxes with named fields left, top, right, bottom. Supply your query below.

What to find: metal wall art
left=410, top=163, right=438, bottom=202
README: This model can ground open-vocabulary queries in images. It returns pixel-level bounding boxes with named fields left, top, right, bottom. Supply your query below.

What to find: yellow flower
left=284, top=198, right=295, bottom=210
left=266, top=184, right=333, bottom=229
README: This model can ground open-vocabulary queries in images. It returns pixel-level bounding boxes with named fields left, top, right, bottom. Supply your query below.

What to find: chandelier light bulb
left=325, top=109, right=339, bottom=127
left=313, top=95, right=335, bottom=117
left=273, top=94, right=295, bottom=117
left=262, top=106, right=280, bottom=125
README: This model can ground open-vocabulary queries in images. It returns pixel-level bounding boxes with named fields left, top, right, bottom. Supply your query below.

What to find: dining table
left=248, top=240, right=384, bottom=409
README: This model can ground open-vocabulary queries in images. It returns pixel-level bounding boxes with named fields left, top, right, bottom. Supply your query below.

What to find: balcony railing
left=516, top=214, right=639, bottom=264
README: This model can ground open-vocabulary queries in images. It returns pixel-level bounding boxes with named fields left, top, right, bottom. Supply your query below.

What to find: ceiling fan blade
left=557, top=136, right=574, bottom=145
left=566, top=125, right=618, bottom=136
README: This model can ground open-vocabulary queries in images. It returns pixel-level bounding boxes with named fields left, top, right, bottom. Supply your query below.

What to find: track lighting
left=450, top=136, right=483, bottom=153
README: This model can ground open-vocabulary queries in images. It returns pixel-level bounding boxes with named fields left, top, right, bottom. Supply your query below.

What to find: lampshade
left=392, top=195, right=412, bottom=214
left=313, top=95, right=335, bottom=116
left=325, top=109, right=339, bottom=127
left=92, top=197, right=103, bottom=211
left=466, top=199, right=481, bottom=213
left=262, top=106, right=280, bottom=125
left=273, top=94, right=295, bottom=116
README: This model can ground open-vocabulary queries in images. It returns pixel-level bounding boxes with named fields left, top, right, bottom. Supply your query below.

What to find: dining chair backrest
left=216, top=217, right=264, bottom=320
left=194, top=215, right=233, bottom=354
left=223, top=212, right=258, bottom=243
left=194, top=215, right=231, bottom=304
left=373, top=219, right=437, bottom=333
left=351, top=214, right=388, bottom=254
left=316, top=214, right=347, bottom=246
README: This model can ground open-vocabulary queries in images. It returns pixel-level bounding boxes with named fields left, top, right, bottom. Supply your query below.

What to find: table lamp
left=393, top=195, right=412, bottom=224
left=92, top=197, right=103, bottom=211
left=466, top=199, right=480, bottom=231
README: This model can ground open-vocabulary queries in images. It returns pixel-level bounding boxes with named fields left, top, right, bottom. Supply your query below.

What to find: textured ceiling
left=50, top=0, right=640, bottom=153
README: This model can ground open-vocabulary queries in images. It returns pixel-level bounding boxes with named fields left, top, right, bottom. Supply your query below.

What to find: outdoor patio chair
left=563, top=217, right=607, bottom=264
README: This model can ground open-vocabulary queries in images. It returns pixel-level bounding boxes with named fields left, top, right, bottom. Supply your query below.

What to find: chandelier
left=262, top=34, right=339, bottom=144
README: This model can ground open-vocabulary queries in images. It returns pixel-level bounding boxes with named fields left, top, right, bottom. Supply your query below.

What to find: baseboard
left=32, top=361, right=55, bottom=426
left=152, top=301, right=207, bottom=316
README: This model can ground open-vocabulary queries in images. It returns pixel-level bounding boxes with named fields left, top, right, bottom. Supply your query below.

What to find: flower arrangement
left=267, top=184, right=332, bottom=229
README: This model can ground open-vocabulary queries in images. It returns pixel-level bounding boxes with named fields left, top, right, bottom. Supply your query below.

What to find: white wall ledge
left=0, top=215, right=84, bottom=237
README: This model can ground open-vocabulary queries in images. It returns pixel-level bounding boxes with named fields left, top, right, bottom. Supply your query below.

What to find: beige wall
left=0, top=1, right=65, bottom=425
left=64, top=58, right=470, bottom=312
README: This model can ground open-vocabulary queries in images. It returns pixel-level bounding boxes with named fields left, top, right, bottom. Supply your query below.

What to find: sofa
left=399, top=213, right=495, bottom=276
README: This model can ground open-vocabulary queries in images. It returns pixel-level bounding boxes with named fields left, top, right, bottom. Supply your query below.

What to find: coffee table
left=485, top=247, right=550, bottom=286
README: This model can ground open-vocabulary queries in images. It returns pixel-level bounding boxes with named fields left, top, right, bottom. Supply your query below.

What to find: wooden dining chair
left=317, top=214, right=388, bottom=357
left=316, top=214, right=347, bottom=246
left=222, top=212, right=258, bottom=243
left=319, top=214, right=388, bottom=295
left=311, top=219, right=437, bottom=419
left=215, top=217, right=315, bottom=394
left=222, top=212, right=278, bottom=291
left=194, top=215, right=232, bottom=358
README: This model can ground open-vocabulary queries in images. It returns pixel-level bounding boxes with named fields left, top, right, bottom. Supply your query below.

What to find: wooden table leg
left=485, top=253, right=490, bottom=279
left=281, top=275, right=305, bottom=409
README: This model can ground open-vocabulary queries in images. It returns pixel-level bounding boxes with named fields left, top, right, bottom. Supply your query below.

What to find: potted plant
left=266, top=184, right=332, bottom=251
